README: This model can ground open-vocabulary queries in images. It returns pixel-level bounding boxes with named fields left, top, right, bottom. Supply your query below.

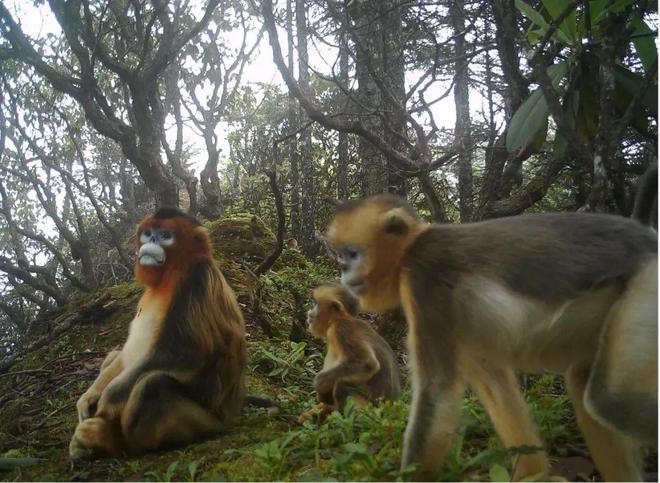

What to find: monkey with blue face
left=69, top=208, right=246, bottom=458
left=326, top=195, right=657, bottom=481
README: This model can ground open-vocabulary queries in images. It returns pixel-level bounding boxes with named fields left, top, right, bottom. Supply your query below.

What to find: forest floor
left=0, top=214, right=656, bottom=482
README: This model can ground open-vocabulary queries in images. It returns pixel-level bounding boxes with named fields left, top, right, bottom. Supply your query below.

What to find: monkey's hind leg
left=120, top=372, right=223, bottom=455
left=333, top=381, right=369, bottom=411
left=566, top=364, right=642, bottom=482
left=467, top=362, right=549, bottom=481
left=584, top=259, right=658, bottom=444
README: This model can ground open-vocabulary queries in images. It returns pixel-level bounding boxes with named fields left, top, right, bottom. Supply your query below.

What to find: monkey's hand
left=76, top=390, right=101, bottom=423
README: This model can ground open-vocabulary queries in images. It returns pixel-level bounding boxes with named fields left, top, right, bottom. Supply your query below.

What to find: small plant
left=145, top=461, right=179, bottom=482
left=249, top=340, right=321, bottom=384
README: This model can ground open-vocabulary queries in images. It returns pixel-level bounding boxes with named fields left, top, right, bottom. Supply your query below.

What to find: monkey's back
left=407, top=212, right=657, bottom=301
left=343, top=318, right=402, bottom=401
left=150, top=258, right=246, bottom=422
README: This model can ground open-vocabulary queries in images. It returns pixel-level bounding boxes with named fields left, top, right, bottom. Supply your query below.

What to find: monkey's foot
left=298, top=404, right=334, bottom=425
left=76, top=390, right=101, bottom=423
left=69, top=417, right=119, bottom=460
left=298, top=410, right=316, bottom=424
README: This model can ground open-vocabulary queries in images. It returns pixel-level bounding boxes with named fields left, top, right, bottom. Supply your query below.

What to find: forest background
left=0, top=0, right=656, bottom=354
left=0, top=0, right=657, bottom=480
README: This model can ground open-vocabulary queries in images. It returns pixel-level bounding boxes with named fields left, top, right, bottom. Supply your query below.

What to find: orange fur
left=135, top=216, right=212, bottom=288
left=70, top=209, right=247, bottom=459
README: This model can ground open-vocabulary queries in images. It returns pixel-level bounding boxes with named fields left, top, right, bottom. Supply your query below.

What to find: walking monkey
left=70, top=208, right=246, bottom=458
left=301, top=284, right=401, bottom=423
left=326, top=194, right=657, bottom=481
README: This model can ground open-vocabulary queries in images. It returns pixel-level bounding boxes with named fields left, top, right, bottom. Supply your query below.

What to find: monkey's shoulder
left=328, top=317, right=393, bottom=358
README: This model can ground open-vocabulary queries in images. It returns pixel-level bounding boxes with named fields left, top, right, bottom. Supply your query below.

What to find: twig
left=0, top=368, right=52, bottom=379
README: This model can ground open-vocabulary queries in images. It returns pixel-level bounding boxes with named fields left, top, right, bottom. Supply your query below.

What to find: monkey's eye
left=161, top=231, right=172, bottom=240
left=345, top=247, right=360, bottom=259
left=144, top=229, right=152, bottom=238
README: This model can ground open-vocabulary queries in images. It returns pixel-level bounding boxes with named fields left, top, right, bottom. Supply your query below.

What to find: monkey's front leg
left=314, top=358, right=378, bottom=396
left=69, top=368, right=140, bottom=459
left=76, top=350, right=123, bottom=422
left=401, top=374, right=465, bottom=480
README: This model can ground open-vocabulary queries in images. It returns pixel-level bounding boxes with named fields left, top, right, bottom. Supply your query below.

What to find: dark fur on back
left=407, top=212, right=657, bottom=301
left=632, top=163, right=657, bottom=227
left=153, top=207, right=202, bottom=226
left=108, top=259, right=245, bottom=423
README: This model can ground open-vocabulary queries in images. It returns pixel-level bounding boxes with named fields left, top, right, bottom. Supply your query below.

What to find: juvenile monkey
left=69, top=208, right=246, bottom=458
left=301, top=283, right=401, bottom=422
left=327, top=194, right=657, bottom=481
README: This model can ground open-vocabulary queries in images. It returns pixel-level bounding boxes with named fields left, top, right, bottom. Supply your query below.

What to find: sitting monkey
left=301, top=283, right=401, bottom=422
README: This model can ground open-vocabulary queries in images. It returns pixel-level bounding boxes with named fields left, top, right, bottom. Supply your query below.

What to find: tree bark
left=451, top=0, right=473, bottom=221
left=296, top=0, right=317, bottom=256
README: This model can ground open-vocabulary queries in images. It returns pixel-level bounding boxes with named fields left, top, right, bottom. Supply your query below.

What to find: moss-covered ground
left=0, top=215, right=655, bottom=481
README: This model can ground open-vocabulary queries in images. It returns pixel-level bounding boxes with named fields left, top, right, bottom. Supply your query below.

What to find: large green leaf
left=613, top=64, right=658, bottom=119
left=542, top=0, right=577, bottom=43
left=516, top=0, right=573, bottom=45
left=588, top=0, right=608, bottom=26
left=489, top=464, right=510, bottom=482
left=630, top=16, right=657, bottom=73
left=0, top=457, right=42, bottom=471
left=506, top=62, right=568, bottom=152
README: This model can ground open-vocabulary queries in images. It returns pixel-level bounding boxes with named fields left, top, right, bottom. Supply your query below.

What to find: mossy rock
left=273, top=248, right=309, bottom=270
left=206, top=214, right=277, bottom=267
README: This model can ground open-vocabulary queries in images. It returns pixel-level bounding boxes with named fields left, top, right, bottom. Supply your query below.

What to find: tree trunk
left=381, top=0, right=407, bottom=196
left=337, top=30, right=350, bottom=200
left=296, top=0, right=317, bottom=256
left=287, top=0, right=301, bottom=237
left=451, top=0, right=473, bottom=222
left=350, top=0, right=388, bottom=195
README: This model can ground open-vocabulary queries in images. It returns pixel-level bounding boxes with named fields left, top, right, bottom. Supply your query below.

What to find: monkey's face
left=138, top=226, right=174, bottom=267
left=307, top=285, right=352, bottom=337
left=307, top=299, right=330, bottom=338
left=327, top=198, right=425, bottom=313
left=135, top=210, right=211, bottom=287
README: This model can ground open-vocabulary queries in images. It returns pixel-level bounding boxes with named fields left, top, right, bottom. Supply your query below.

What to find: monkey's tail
left=244, top=395, right=280, bottom=415
left=632, top=163, right=658, bottom=227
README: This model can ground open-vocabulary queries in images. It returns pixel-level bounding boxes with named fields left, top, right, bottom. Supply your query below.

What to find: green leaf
left=593, top=0, right=635, bottom=24
left=630, top=16, right=657, bottom=73
left=613, top=64, right=657, bottom=118
left=516, top=0, right=550, bottom=32
left=527, top=28, right=541, bottom=44
left=608, top=0, right=636, bottom=13
left=0, top=457, right=42, bottom=470
left=489, top=464, right=511, bottom=482
left=542, top=0, right=577, bottom=42
left=516, top=0, right=573, bottom=44
left=506, top=62, right=568, bottom=152
left=589, top=0, right=608, bottom=26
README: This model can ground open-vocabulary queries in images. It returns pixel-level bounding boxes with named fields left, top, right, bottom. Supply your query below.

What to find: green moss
left=206, top=214, right=276, bottom=267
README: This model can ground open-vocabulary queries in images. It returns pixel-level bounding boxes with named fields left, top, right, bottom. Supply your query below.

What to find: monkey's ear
left=380, top=208, right=412, bottom=236
left=331, top=300, right=344, bottom=312
left=193, top=226, right=209, bottom=242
